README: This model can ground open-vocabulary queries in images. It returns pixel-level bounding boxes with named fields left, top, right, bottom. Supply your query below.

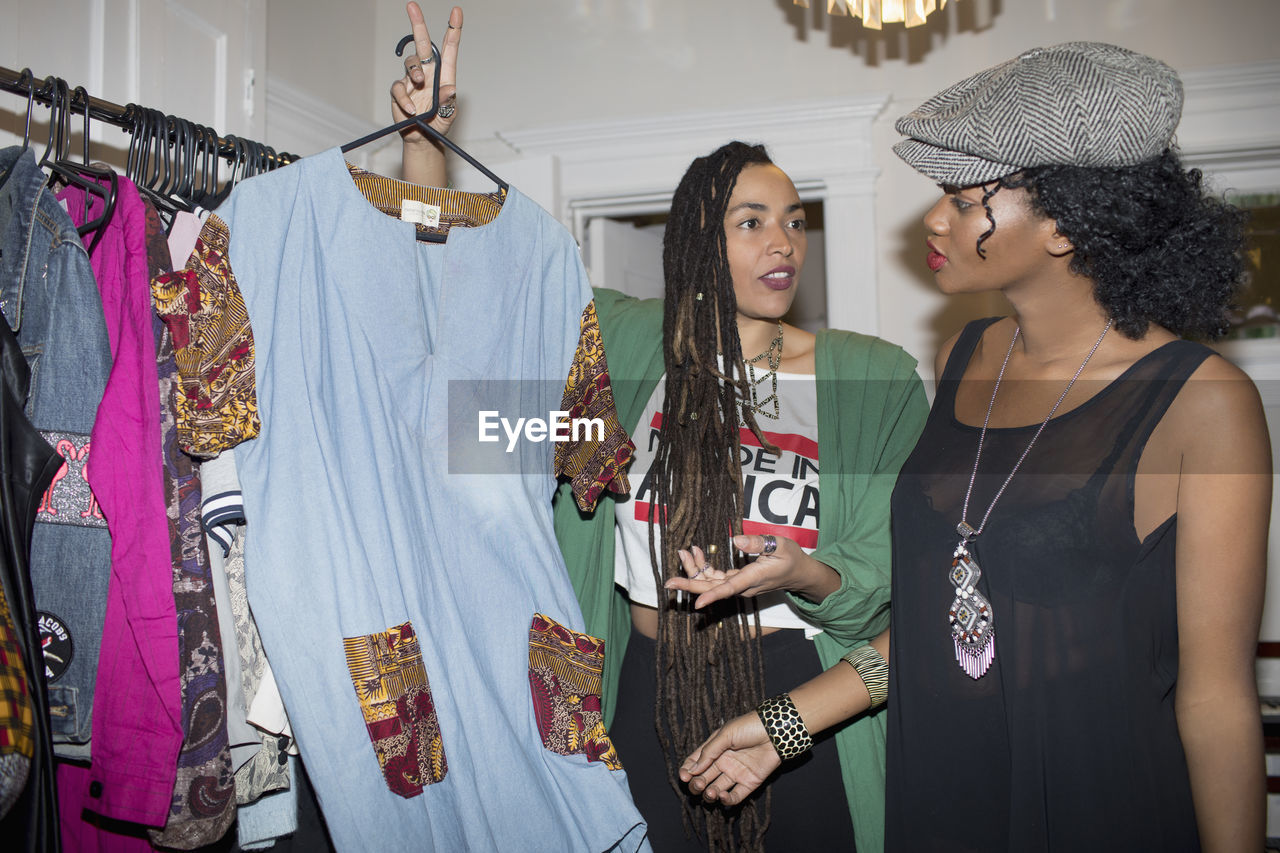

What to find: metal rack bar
left=0, top=65, right=296, bottom=166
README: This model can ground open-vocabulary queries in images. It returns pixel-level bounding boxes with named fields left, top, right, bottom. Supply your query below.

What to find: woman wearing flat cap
left=675, top=42, right=1268, bottom=851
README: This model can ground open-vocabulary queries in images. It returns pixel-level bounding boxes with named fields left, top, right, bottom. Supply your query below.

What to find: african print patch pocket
left=344, top=621, right=446, bottom=797
left=528, top=613, right=622, bottom=770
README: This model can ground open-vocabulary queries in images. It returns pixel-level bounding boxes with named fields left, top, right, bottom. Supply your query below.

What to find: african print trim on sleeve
left=555, top=300, right=634, bottom=512
left=528, top=613, right=621, bottom=770
left=151, top=213, right=259, bottom=457
left=344, top=621, right=447, bottom=798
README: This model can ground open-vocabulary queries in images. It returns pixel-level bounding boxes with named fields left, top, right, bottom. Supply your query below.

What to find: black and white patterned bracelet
left=841, top=643, right=888, bottom=709
left=756, top=693, right=813, bottom=760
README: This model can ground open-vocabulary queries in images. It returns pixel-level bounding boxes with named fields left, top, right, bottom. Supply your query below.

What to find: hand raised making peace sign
left=389, top=3, right=462, bottom=148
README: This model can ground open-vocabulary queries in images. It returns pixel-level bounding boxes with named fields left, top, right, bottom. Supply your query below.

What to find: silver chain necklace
left=948, top=318, right=1112, bottom=679
left=742, top=321, right=783, bottom=423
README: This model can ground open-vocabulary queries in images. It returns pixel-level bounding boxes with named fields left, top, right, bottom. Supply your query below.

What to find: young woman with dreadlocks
left=392, top=11, right=927, bottom=852
left=672, top=43, right=1268, bottom=853
left=550, top=142, right=927, bottom=853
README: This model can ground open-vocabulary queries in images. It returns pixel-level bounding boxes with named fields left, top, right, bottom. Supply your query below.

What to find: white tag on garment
left=399, top=199, right=442, bottom=228
left=400, top=199, right=426, bottom=223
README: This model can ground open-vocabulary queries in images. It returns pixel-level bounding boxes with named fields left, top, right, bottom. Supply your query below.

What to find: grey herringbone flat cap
left=893, top=41, right=1183, bottom=186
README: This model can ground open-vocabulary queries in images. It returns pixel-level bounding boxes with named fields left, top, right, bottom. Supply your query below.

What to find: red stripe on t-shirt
left=738, top=427, right=818, bottom=459
left=628, top=510, right=818, bottom=551
left=633, top=500, right=662, bottom=523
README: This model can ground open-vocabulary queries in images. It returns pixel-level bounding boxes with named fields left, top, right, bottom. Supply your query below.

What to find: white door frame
left=495, top=94, right=888, bottom=337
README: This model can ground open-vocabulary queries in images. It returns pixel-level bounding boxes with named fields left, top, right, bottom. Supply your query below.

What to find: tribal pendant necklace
left=742, top=321, right=784, bottom=424
left=949, top=319, right=1112, bottom=679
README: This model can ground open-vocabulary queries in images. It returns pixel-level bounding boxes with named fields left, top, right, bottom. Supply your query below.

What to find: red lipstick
left=926, top=241, right=947, bottom=272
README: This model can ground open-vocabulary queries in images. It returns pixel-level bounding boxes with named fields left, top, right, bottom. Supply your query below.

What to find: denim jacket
left=0, top=146, right=112, bottom=754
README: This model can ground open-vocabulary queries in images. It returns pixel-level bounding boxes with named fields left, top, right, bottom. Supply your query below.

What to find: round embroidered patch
left=37, top=612, right=74, bottom=682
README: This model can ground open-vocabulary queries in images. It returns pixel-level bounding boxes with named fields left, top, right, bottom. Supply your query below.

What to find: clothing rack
left=0, top=65, right=296, bottom=167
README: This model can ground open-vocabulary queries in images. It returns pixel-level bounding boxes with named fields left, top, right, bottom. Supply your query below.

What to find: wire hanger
left=340, top=35, right=507, bottom=243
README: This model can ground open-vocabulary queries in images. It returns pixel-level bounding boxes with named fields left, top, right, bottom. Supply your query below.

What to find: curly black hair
left=978, top=149, right=1248, bottom=340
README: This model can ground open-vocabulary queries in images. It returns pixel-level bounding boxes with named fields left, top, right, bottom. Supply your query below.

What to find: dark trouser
left=609, top=626, right=856, bottom=852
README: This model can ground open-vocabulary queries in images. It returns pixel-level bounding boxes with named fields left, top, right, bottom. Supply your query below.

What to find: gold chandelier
left=793, top=0, right=951, bottom=29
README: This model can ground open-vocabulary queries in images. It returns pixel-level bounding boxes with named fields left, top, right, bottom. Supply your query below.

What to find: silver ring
left=761, top=534, right=777, bottom=555
left=437, top=100, right=456, bottom=119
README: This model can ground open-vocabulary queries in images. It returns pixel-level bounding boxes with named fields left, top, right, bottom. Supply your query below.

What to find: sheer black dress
left=884, top=318, right=1212, bottom=852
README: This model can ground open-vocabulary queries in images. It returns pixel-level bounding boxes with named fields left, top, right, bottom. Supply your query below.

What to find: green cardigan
left=553, top=288, right=928, bottom=853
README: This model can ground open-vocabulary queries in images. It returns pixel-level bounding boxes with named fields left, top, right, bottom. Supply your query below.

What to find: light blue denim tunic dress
left=221, top=148, right=647, bottom=852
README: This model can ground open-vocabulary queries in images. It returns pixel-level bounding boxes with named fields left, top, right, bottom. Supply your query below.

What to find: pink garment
left=57, top=179, right=183, bottom=834
left=167, top=210, right=205, bottom=270
left=57, top=764, right=152, bottom=853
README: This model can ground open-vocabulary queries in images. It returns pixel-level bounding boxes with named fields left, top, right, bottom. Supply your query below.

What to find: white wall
left=0, top=0, right=269, bottom=164
left=4, top=1, right=1277, bottom=365
left=354, top=0, right=1280, bottom=372
left=264, top=0, right=382, bottom=164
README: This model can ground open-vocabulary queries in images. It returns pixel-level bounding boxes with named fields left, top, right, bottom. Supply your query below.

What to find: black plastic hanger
left=171, top=116, right=198, bottom=204
left=244, top=137, right=262, bottom=180
left=253, top=139, right=267, bottom=176
left=137, top=108, right=188, bottom=219
left=156, top=115, right=176, bottom=197
left=16, top=68, right=36, bottom=150
left=243, top=138, right=261, bottom=180
left=123, top=103, right=154, bottom=187
left=38, top=78, right=116, bottom=254
left=68, top=85, right=118, bottom=253
left=262, top=142, right=285, bottom=173
left=205, top=134, right=245, bottom=209
left=192, top=123, right=219, bottom=208
left=123, top=103, right=159, bottom=217
left=340, top=37, right=507, bottom=243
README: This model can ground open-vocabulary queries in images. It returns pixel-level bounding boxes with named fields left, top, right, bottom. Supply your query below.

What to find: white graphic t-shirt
left=614, top=373, right=822, bottom=634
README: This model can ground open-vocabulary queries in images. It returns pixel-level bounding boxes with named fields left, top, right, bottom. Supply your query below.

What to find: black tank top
left=884, top=317, right=1212, bottom=852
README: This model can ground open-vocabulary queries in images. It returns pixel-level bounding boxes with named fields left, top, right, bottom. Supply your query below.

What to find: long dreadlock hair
left=647, top=141, right=780, bottom=852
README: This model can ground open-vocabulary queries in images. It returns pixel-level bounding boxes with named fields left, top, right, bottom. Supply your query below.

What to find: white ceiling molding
left=1178, top=61, right=1280, bottom=194
left=497, top=95, right=886, bottom=202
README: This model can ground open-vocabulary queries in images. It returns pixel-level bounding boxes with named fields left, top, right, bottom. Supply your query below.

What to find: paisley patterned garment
left=146, top=202, right=235, bottom=849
